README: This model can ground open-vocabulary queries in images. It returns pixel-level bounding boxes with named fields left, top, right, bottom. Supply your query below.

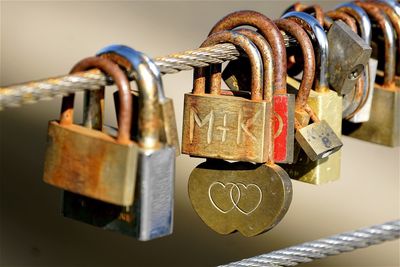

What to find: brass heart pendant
left=188, top=160, right=293, bottom=237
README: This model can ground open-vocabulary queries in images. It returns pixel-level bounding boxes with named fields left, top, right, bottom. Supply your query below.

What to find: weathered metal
left=211, top=11, right=295, bottom=163
left=43, top=57, right=138, bottom=206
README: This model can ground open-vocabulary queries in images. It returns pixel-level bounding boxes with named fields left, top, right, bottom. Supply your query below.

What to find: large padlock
left=275, top=18, right=343, bottom=162
left=211, top=10, right=295, bottom=163
left=62, top=48, right=176, bottom=241
left=187, top=30, right=292, bottom=235
left=98, top=45, right=180, bottom=155
left=337, top=3, right=378, bottom=123
left=43, top=56, right=138, bottom=206
left=345, top=2, right=400, bottom=146
left=182, top=30, right=272, bottom=163
left=282, top=12, right=343, bottom=184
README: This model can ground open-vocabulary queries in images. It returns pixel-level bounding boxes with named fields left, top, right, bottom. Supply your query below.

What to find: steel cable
left=220, top=220, right=400, bottom=267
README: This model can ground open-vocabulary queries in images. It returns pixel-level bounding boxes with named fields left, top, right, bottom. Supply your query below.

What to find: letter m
left=190, top=108, right=214, bottom=144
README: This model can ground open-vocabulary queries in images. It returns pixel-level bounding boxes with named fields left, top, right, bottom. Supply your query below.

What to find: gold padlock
left=282, top=12, right=343, bottom=185
left=347, top=2, right=400, bottom=147
left=43, top=57, right=138, bottom=206
left=181, top=30, right=272, bottom=163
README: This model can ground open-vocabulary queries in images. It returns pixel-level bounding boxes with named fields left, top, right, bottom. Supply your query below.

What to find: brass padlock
left=43, top=56, right=138, bottom=206
left=99, top=46, right=180, bottom=155
left=211, top=10, right=295, bottom=163
left=336, top=3, right=378, bottom=123
left=187, top=30, right=292, bottom=236
left=282, top=12, right=343, bottom=184
left=63, top=47, right=175, bottom=241
left=181, top=30, right=272, bottom=163
left=346, top=3, right=400, bottom=147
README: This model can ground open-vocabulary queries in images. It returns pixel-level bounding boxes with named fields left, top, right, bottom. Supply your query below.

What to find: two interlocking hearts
left=208, top=182, right=262, bottom=215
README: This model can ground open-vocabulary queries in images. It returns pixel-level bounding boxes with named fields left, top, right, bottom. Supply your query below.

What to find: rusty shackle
left=60, top=56, right=132, bottom=145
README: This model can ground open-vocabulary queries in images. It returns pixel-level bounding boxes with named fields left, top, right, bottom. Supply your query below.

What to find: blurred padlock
left=212, top=10, right=295, bottom=163
left=99, top=45, right=180, bottom=155
left=182, top=30, right=273, bottom=163
left=337, top=3, right=378, bottom=123
left=345, top=2, right=400, bottom=146
left=43, top=57, right=138, bottom=206
left=63, top=48, right=175, bottom=241
left=282, top=12, right=343, bottom=184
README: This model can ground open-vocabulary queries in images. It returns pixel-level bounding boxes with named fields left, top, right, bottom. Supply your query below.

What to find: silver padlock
left=337, top=2, right=378, bottom=123
left=63, top=46, right=175, bottom=241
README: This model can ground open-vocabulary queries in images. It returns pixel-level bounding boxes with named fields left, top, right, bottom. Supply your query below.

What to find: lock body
left=346, top=82, right=400, bottom=146
left=284, top=88, right=343, bottom=184
left=182, top=94, right=271, bottom=163
left=43, top=121, right=138, bottom=206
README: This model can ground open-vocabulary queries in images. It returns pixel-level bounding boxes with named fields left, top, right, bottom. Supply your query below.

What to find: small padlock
left=63, top=48, right=175, bottom=241
left=211, top=10, right=295, bottom=163
left=282, top=12, right=343, bottom=184
left=182, top=30, right=272, bottom=163
left=345, top=2, right=400, bottom=147
left=336, top=3, right=378, bottom=123
left=98, top=45, right=180, bottom=156
left=43, top=56, right=138, bottom=206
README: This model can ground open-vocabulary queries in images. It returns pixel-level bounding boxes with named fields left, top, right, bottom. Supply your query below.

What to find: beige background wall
left=0, top=1, right=399, bottom=266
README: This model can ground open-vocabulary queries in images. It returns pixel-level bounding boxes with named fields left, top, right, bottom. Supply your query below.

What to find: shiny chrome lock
left=282, top=12, right=343, bottom=184
left=43, top=57, right=138, bottom=206
left=182, top=30, right=272, bottom=163
left=100, top=46, right=180, bottom=156
left=63, top=47, right=175, bottom=241
left=212, top=10, right=295, bottom=163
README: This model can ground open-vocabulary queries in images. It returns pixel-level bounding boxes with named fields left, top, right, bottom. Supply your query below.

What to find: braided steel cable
left=0, top=35, right=298, bottom=109
left=220, top=220, right=400, bottom=267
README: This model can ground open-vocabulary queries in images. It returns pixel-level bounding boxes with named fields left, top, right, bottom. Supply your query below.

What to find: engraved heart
left=208, top=182, right=239, bottom=214
left=233, top=183, right=262, bottom=215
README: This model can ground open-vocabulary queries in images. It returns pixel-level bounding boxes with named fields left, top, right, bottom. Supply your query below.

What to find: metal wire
left=220, top=220, right=400, bottom=267
left=0, top=35, right=297, bottom=109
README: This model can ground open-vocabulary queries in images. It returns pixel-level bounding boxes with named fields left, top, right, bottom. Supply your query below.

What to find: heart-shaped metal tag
left=188, top=160, right=293, bottom=237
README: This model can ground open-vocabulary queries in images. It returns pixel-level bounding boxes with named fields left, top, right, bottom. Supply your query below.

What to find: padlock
left=187, top=31, right=292, bottom=235
left=337, top=3, right=378, bottom=123
left=43, top=56, right=137, bottom=206
left=98, top=45, right=180, bottom=156
left=275, top=18, right=343, bottom=162
left=62, top=48, right=176, bottom=241
left=210, top=10, right=295, bottom=163
left=181, top=30, right=272, bottom=163
left=345, top=2, right=400, bottom=146
left=282, top=12, right=343, bottom=184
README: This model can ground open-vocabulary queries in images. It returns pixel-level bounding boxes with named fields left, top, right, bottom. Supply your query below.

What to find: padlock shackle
left=364, top=1, right=400, bottom=74
left=336, top=3, right=372, bottom=44
left=355, top=2, right=396, bottom=86
left=193, top=31, right=264, bottom=101
left=60, top=57, right=132, bottom=145
left=368, top=0, right=400, bottom=17
left=286, top=2, right=325, bottom=26
left=325, top=11, right=358, bottom=32
left=209, top=10, right=287, bottom=94
left=275, top=19, right=315, bottom=111
left=282, top=12, right=329, bottom=93
left=97, top=45, right=162, bottom=149
left=233, top=29, right=274, bottom=102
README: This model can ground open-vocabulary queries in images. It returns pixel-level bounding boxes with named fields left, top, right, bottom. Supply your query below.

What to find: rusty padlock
left=181, top=30, right=272, bottom=163
left=345, top=2, right=400, bottom=146
left=63, top=47, right=175, bottom=241
left=43, top=56, right=138, bottom=206
left=282, top=12, right=343, bottom=184
left=211, top=10, right=295, bottom=163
